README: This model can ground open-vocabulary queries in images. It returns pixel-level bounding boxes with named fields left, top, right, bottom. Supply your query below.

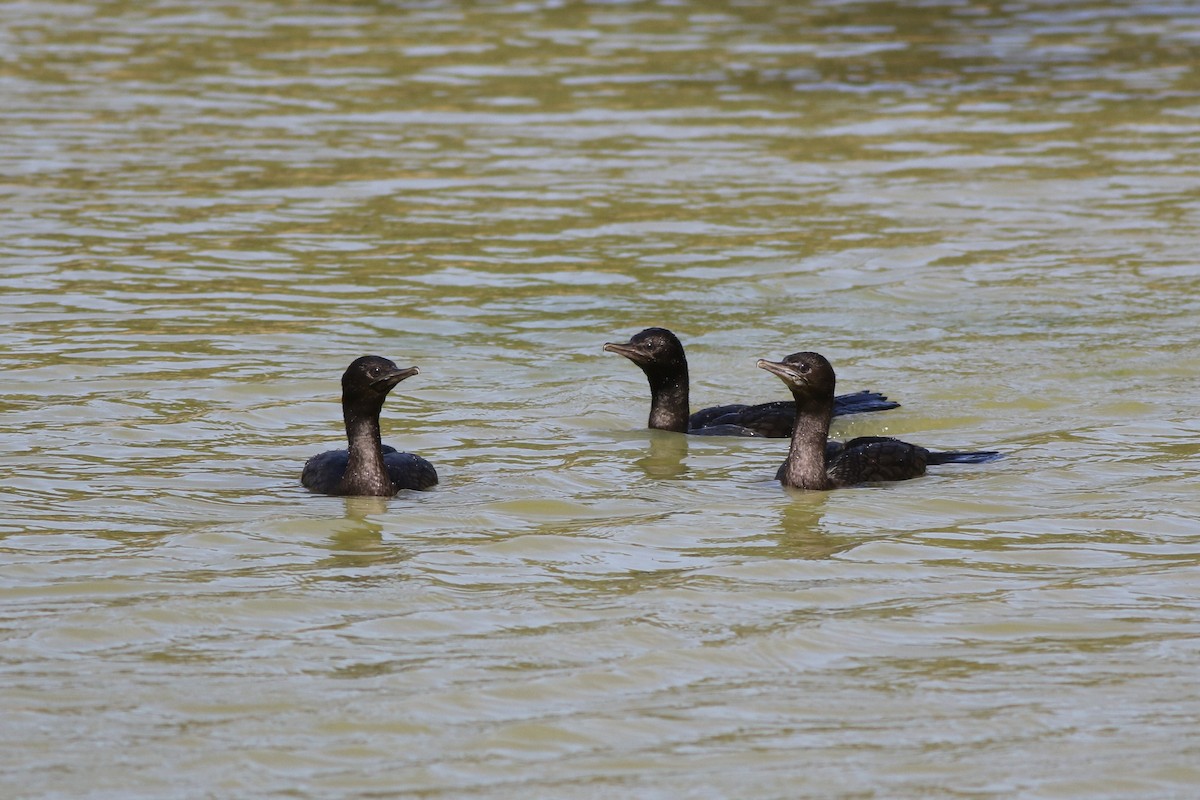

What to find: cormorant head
left=341, top=355, right=419, bottom=401
left=756, top=351, right=836, bottom=399
left=603, top=327, right=687, bottom=376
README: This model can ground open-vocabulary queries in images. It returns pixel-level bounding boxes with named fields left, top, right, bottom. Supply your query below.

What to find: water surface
left=2, top=1, right=1200, bottom=797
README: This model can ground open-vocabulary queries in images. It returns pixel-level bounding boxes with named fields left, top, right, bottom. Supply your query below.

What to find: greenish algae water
left=1, top=1, right=1200, bottom=797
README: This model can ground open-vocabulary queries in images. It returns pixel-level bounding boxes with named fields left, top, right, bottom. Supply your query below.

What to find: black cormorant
left=301, top=356, right=438, bottom=496
left=604, top=327, right=898, bottom=437
left=757, top=351, right=999, bottom=489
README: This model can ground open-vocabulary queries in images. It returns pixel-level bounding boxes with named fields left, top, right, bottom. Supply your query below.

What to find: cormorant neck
left=645, top=364, right=690, bottom=433
left=780, top=393, right=834, bottom=490
left=337, top=396, right=393, bottom=496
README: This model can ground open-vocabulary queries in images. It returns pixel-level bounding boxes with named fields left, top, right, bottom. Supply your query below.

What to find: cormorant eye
left=797, top=363, right=811, bottom=374
left=368, top=366, right=381, bottom=378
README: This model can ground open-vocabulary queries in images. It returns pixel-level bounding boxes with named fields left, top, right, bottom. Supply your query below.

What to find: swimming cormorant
left=603, top=327, right=898, bottom=437
left=757, top=351, right=999, bottom=489
left=301, top=355, right=438, bottom=496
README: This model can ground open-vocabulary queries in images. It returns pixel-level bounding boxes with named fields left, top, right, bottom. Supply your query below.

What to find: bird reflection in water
left=318, top=496, right=398, bottom=571
left=635, top=429, right=691, bottom=479
left=773, top=493, right=862, bottom=560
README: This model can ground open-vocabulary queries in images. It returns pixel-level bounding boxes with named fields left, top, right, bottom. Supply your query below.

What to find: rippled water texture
left=3, top=1, right=1200, bottom=797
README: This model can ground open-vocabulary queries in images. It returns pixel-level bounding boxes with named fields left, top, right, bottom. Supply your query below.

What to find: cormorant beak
left=603, top=341, right=647, bottom=363
left=373, top=365, right=419, bottom=389
left=757, top=358, right=805, bottom=387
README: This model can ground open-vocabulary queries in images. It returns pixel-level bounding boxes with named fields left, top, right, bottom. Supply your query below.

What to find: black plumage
left=301, top=356, right=438, bottom=496
left=757, top=351, right=1000, bottom=489
left=603, top=327, right=898, bottom=437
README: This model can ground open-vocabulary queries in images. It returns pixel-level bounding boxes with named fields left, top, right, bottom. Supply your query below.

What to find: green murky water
left=2, top=1, right=1200, bottom=796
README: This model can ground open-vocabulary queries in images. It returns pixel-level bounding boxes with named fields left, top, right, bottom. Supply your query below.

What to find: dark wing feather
left=692, top=391, right=897, bottom=438
left=688, top=403, right=751, bottom=430
left=383, top=450, right=439, bottom=491
left=925, top=449, right=1002, bottom=464
left=301, top=449, right=349, bottom=494
left=692, top=401, right=793, bottom=437
left=302, top=446, right=437, bottom=494
left=826, top=437, right=929, bottom=486
left=831, top=390, right=900, bottom=417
